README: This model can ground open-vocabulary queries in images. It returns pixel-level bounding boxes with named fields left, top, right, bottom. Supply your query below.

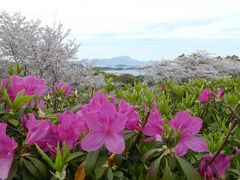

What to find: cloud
left=76, top=15, right=240, bottom=41
left=1, top=0, right=240, bottom=59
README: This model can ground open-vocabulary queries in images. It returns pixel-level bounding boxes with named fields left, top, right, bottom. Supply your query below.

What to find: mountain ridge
left=89, top=56, right=151, bottom=67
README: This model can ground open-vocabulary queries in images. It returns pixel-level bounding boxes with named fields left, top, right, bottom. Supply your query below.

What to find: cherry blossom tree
left=0, top=11, right=80, bottom=83
left=144, top=50, right=240, bottom=83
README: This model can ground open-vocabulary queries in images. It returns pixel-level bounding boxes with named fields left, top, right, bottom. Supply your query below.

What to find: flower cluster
left=53, top=82, right=73, bottom=95
left=198, top=154, right=232, bottom=179
left=199, top=88, right=224, bottom=103
left=170, top=111, right=208, bottom=156
left=1, top=75, right=46, bottom=102
left=23, top=111, right=86, bottom=154
left=78, top=92, right=140, bottom=154
left=24, top=113, right=58, bottom=154
left=23, top=92, right=139, bottom=155
left=1, top=75, right=47, bottom=109
left=0, top=123, right=18, bottom=180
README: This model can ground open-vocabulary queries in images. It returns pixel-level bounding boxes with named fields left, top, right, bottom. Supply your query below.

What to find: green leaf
left=157, top=101, right=169, bottom=114
left=8, top=119, right=19, bottom=127
left=55, top=144, right=63, bottom=172
left=0, top=103, right=7, bottom=114
left=234, top=127, right=240, bottom=140
left=142, top=149, right=160, bottom=162
left=176, top=157, right=201, bottom=180
left=61, top=143, right=71, bottom=164
left=26, top=156, right=49, bottom=177
left=114, top=171, right=124, bottom=179
left=71, top=104, right=81, bottom=112
left=22, top=158, right=40, bottom=178
left=16, top=63, right=22, bottom=74
left=161, top=159, right=173, bottom=180
left=12, top=90, right=34, bottom=109
left=232, top=152, right=240, bottom=171
left=7, top=160, right=19, bottom=180
left=229, top=169, right=240, bottom=176
left=67, top=151, right=86, bottom=162
left=22, top=168, right=34, bottom=180
left=107, top=169, right=114, bottom=180
left=224, top=93, right=238, bottom=107
left=3, top=88, right=12, bottom=106
left=148, top=154, right=164, bottom=179
left=94, top=152, right=108, bottom=179
left=35, top=144, right=55, bottom=169
left=83, top=151, right=100, bottom=175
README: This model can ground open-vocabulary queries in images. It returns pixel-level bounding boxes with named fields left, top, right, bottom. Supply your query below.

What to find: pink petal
left=183, top=136, right=208, bottom=153
left=170, top=111, right=191, bottom=132
left=99, top=102, right=117, bottom=121
left=148, top=110, right=162, bottom=123
left=83, top=111, right=103, bottom=130
left=105, top=133, right=125, bottom=154
left=38, top=100, right=45, bottom=109
left=189, top=117, right=202, bottom=134
left=141, top=124, right=162, bottom=137
left=144, top=134, right=162, bottom=142
left=25, top=120, right=52, bottom=144
left=118, top=99, right=139, bottom=131
left=111, top=113, right=127, bottom=132
left=175, top=111, right=191, bottom=123
left=0, top=154, right=13, bottom=180
left=155, top=134, right=162, bottom=142
left=118, top=99, right=128, bottom=113
left=0, top=123, right=7, bottom=135
left=81, top=131, right=105, bottom=152
left=213, top=154, right=232, bottom=178
left=175, top=140, right=188, bottom=156
left=141, top=110, right=163, bottom=137
left=144, top=136, right=156, bottom=142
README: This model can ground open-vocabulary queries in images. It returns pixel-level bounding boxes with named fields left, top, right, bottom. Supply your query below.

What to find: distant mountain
left=89, top=56, right=150, bottom=67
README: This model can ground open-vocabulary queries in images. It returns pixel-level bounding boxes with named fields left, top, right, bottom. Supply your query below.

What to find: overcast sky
left=1, top=0, right=240, bottom=61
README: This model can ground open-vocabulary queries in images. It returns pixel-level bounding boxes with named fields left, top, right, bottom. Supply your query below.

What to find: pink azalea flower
left=76, top=92, right=109, bottom=130
left=199, top=89, right=213, bottom=103
left=1, top=76, right=46, bottom=109
left=198, top=153, right=232, bottom=179
left=159, top=83, right=165, bottom=90
left=0, top=123, right=18, bottom=180
left=118, top=99, right=140, bottom=131
left=53, top=81, right=73, bottom=95
left=170, top=111, right=208, bottom=156
left=1, top=75, right=46, bottom=102
left=141, top=109, right=163, bottom=142
left=81, top=102, right=127, bottom=154
left=217, top=88, right=224, bottom=98
left=22, top=76, right=47, bottom=96
left=214, top=88, right=225, bottom=102
left=232, top=146, right=240, bottom=155
left=25, top=113, right=57, bottom=154
left=56, top=111, right=85, bottom=149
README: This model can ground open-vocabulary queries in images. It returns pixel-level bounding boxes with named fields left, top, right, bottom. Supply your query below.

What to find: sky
left=1, top=0, right=240, bottom=61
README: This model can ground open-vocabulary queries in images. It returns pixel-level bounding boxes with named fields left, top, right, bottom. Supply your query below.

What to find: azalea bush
left=0, top=72, right=240, bottom=180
